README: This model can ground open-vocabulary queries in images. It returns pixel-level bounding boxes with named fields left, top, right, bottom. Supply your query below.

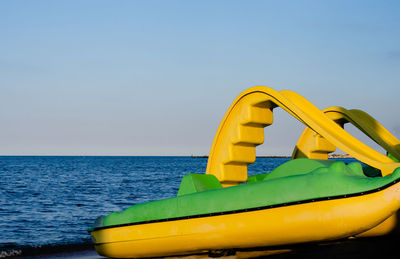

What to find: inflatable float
left=89, top=86, right=400, bottom=258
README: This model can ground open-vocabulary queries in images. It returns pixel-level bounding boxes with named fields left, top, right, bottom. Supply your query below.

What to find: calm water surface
left=1, top=156, right=356, bottom=253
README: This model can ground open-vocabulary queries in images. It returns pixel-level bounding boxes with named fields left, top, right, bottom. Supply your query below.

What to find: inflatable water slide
left=89, top=86, right=400, bottom=258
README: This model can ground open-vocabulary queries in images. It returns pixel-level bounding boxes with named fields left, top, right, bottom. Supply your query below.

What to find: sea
left=0, top=156, right=356, bottom=257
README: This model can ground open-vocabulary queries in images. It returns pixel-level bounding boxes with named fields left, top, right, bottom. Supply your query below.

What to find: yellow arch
left=292, top=106, right=400, bottom=164
left=206, top=86, right=399, bottom=186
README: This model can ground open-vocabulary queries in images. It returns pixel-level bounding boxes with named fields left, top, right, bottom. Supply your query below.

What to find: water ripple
left=0, top=156, right=311, bottom=250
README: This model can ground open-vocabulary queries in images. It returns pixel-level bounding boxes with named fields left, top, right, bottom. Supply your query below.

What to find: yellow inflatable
left=90, top=87, right=400, bottom=258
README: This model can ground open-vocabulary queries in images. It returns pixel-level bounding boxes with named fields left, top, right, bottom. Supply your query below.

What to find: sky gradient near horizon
left=1, top=0, right=399, bottom=155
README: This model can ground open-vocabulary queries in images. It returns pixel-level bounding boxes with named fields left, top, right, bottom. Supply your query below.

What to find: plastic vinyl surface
left=91, top=87, right=400, bottom=258
left=92, top=181, right=400, bottom=258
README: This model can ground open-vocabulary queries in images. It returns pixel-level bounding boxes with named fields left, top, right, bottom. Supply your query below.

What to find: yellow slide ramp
left=292, top=106, right=400, bottom=163
left=206, top=86, right=400, bottom=186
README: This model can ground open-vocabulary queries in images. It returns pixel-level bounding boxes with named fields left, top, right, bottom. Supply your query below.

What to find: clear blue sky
left=1, top=0, right=399, bottom=155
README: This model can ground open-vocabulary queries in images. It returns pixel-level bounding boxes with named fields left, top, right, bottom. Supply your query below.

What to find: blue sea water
left=0, top=156, right=357, bottom=254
